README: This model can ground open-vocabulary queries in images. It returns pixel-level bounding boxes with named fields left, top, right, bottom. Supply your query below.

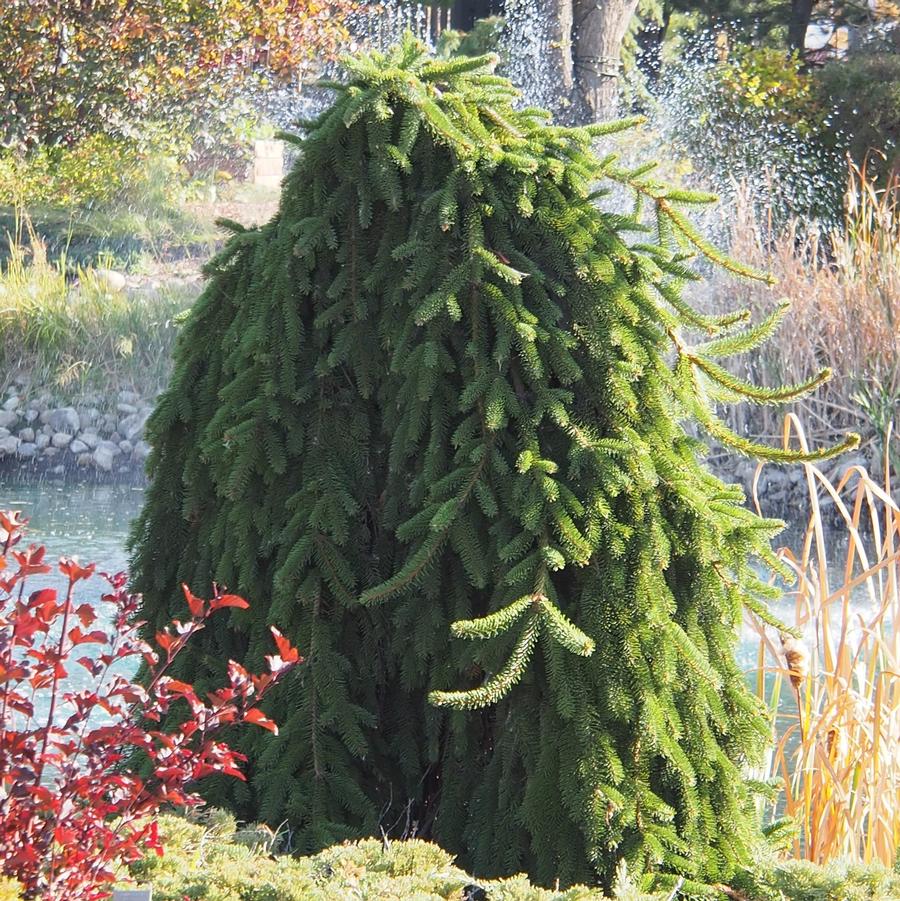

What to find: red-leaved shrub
left=0, top=510, right=302, bottom=900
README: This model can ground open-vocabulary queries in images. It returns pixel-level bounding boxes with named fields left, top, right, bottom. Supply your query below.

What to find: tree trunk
left=788, top=0, right=816, bottom=55
left=571, top=0, right=639, bottom=122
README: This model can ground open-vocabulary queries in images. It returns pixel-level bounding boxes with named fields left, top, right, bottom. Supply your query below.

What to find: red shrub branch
left=0, top=510, right=302, bottom=900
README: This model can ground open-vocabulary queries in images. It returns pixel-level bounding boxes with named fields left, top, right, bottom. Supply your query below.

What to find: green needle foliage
left=129, top=36, right=858, bottom=893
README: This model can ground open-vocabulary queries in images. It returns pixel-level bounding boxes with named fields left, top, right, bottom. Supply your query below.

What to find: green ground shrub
left=127, top=816, right=900, bottom=901
left=0, top=134, right=191, bottom=210
left=127, top=816, right=625, bottom=901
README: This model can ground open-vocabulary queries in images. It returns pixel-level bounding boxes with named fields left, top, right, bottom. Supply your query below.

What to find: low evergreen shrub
left=127, top=815, right=623, bottom=901
left=130, top=816, right=900, bottom=901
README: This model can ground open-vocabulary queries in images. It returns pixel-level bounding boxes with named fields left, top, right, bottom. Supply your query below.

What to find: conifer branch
left=450, top=595, right=535, bottom=640
left=691, top=355, right=833, bottom=405
left=429, top=611, right=541, bottom=709
left=699, top=409, right=860, bottom=463
left=694, top=301, right=791, bottom=358
left=358, top=454, right=490, bottom=606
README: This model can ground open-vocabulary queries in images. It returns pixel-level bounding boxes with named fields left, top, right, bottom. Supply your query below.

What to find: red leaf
left=74, top=602, right=97, bottom=628
left=68, top=627, right=108, bottom=645
left=210, top=593, right=250, bottom=611
left=155, top=630, right=175, bottom=653
left=59, top=557, right=96, bottom=583
left=181, top=583, right=205, bottom=618
left=28, top=587, right=57, bottom=616
left=13, top=612, right=48, bottom=643
left=243, top=708, right=278, bottom=734
left=269, top=626, right=302, bottom=664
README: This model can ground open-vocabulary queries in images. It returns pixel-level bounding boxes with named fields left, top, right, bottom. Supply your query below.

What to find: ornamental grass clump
left=130, top=37, right=856, bottom=891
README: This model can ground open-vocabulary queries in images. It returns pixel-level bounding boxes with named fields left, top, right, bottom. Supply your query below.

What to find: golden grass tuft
left=750, top=415, right=900, bottom=866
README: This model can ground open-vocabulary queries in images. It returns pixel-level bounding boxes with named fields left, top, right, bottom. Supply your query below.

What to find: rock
left=0, top=410, right=18, bottom=429
left=0, top=428, right=8, bottom=440
left=92, top=441, right=120, bottom=472
left=51, top=464, right=64, bottom=476
left=35, top=434, right=50, bottom=450
left=69, top=439, right=89, bottom=455
left=133, top=440, right=151, bottom=463
left=76, top=453, right=92, bottom=467
left=46, top=407, right=80, bottom=433
left=0, top=436, right=19, bottom=456
left=119, top=409, right=150, bottom=442
left=24, top=410, right=38, bottom=424
left=51, top=432, right=73, bottom=449
left=102, top=414, right=118, bottom=432
left=117, top=403, right=138, bottom=416
left=18, top=427, right=34, bottom=443
left=97, top=439, right=121, bottom=456
left=118, top=440, right=134, bottom=455
left=16, top=442, right=37, bottom=459
left=42, top=446, right=59, bottom=459
left=41, top=424, right=52, bottom=436
left=94, top=268, right=127, bottom=292
left=118, top=390, right=140, bottom=404
left=79, top=430, right=100, bottom=450
left=110, top=431, right=122, bottom=444
left=2, top=395, right=20, bottom=412
left=79, top=410, right=95, bottom=430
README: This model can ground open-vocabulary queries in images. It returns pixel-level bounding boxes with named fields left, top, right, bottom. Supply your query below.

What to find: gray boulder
left=45, top=407, right=80, bottom=433
left=92, top=441, right=121, bottom=472
left=79, top=430, right=100, bottom=450
left=119, top=409, right=150, bottom=442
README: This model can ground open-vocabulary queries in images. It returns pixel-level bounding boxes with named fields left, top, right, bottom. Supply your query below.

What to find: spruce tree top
left=130, top=36, right=857, bottom=892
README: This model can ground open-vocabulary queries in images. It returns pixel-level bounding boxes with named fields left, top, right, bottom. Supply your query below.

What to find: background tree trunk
left=571, top=0, right=639, bottom=121
left=788, top=0, right=816, bottom=55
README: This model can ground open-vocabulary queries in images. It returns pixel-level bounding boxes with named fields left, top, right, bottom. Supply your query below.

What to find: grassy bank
left=0, top=224, right=193, bottom=398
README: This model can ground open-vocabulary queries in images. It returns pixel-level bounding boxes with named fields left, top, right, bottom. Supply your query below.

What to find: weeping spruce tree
left=130, top=37, right=856, bottom=891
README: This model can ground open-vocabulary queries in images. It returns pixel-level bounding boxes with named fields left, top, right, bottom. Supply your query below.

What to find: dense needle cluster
left=129, top=37, right=856, bottom=891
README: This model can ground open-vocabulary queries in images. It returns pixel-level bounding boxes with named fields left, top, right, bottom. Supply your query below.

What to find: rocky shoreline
left=0, top=381, right=153, bottom=483
left=0, top=378, right=887, bottom=521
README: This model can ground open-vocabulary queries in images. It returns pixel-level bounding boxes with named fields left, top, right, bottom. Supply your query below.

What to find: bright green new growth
left=129, top=36, right=856, bottom=892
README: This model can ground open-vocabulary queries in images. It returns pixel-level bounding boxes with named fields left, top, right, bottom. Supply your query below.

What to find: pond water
left=0, top=477, right=145, bottom=575
left=0, top=478, right=147, bottom=720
